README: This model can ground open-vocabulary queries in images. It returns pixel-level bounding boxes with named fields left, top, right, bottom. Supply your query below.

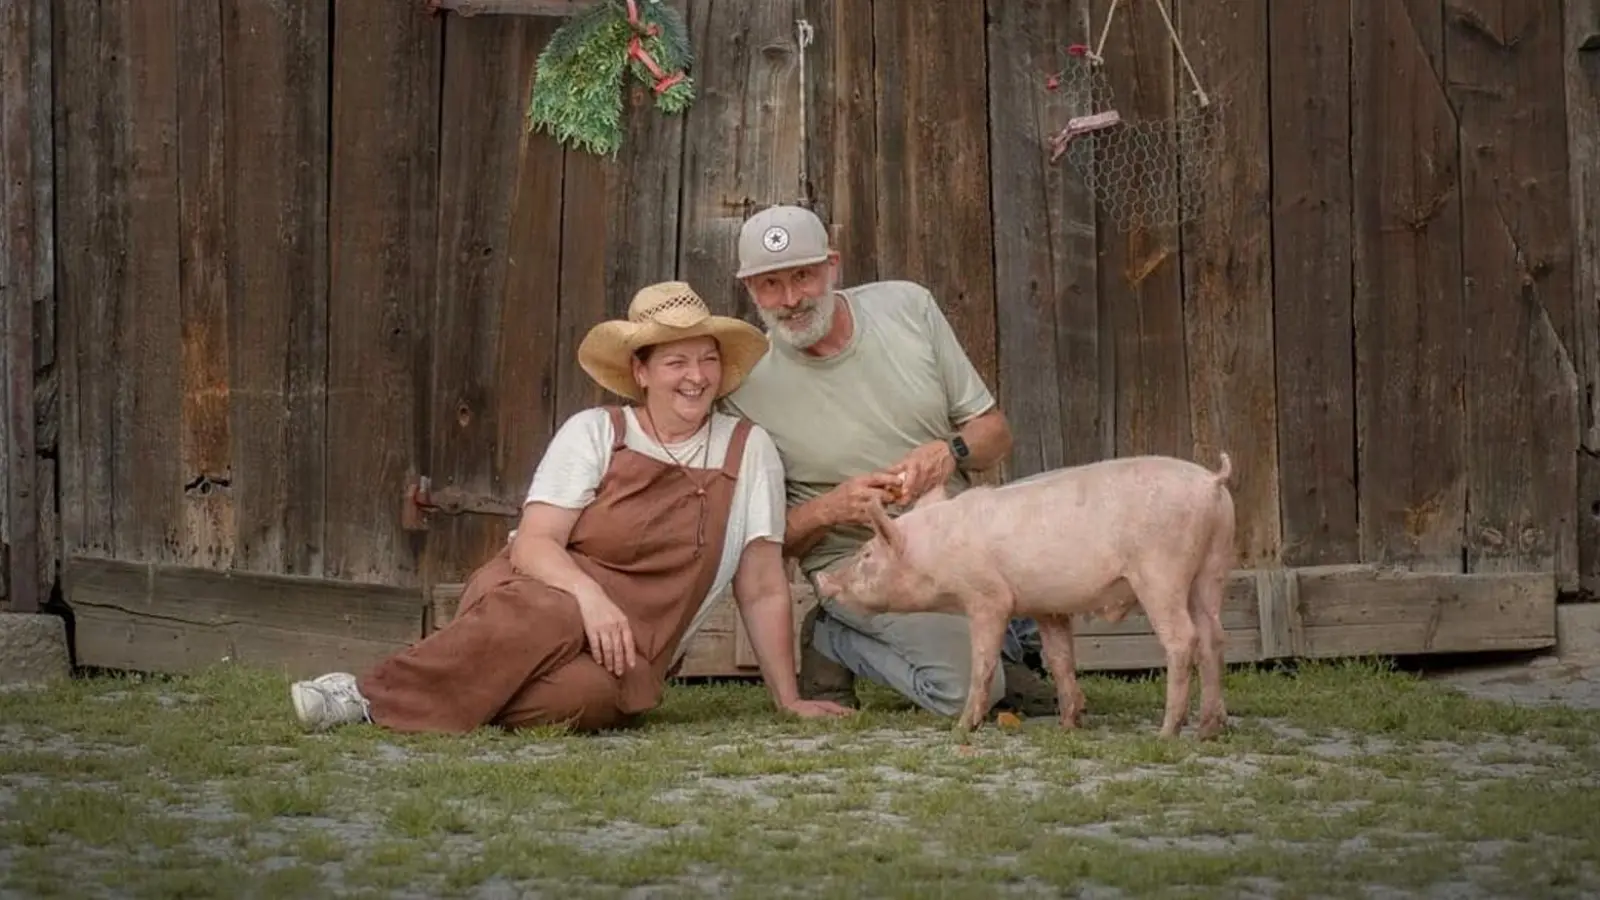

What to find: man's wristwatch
left=947, top=435, right=972, bottom=471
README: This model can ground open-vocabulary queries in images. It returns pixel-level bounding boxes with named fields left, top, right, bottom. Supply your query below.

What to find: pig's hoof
left=1197, top=716, right=1227, bottom=741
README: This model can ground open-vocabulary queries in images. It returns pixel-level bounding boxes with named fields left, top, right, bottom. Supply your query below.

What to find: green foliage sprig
left=528, top=0, right=696, bottom=157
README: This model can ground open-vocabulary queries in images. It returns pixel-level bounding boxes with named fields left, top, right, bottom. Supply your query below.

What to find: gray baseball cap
left=736, top=205, right=833, bottom=279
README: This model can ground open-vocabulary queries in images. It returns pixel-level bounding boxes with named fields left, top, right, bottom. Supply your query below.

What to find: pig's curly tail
left=1212, top=452, right=1233, bottom=486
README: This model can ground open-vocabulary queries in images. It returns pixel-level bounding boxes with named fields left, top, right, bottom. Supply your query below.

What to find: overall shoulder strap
left=719, top=416, right=755, bottom=478
left=606, top=405, right=629, bottom=453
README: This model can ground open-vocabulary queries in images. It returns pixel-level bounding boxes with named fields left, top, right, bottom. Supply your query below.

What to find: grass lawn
left=2, top=657, right=1599, bottom=899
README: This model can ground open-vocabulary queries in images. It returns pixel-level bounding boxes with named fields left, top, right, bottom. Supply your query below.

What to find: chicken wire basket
left=1046, top=0, right=1227, bottom=234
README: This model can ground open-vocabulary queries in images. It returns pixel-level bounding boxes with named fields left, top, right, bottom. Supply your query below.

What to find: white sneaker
left=290, top=672, right=371, bottom=731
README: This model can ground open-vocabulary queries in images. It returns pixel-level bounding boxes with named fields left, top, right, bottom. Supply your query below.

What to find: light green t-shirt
left=720, top=280, right=996, bottom=578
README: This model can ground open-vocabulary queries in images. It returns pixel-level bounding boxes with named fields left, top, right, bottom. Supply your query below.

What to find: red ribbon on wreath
left=625, top=0, right=686, bottom=94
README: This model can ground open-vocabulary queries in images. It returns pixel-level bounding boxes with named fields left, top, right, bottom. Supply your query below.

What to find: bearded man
left=718, top=204, right=1056, bottom=719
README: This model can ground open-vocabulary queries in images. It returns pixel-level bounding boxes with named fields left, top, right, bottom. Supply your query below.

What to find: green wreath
left=527, top=0, right=695, bottom=157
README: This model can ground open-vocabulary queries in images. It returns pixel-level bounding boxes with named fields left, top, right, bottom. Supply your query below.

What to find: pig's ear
left=867, top=500, right=904, bottom=554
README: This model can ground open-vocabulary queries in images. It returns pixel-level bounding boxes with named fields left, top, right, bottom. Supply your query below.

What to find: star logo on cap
left=762, top=226, right=790, bottom=253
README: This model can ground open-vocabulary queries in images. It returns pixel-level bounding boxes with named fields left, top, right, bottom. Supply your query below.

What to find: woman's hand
left=572, top=583, right=638, bottom=677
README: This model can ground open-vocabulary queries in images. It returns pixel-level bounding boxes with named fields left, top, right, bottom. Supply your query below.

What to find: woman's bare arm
left=507, top=502, right=598, bottom=595
left=507, top=501, right=638, bottom=674
left=732, top=537, right=804, bottom=708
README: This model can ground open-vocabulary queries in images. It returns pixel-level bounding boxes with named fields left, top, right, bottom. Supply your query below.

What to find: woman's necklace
left=641, top=405, right=715, bottom=553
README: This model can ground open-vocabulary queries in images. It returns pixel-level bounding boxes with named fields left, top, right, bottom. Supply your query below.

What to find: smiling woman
left=287, top=282, right=855, bottom=736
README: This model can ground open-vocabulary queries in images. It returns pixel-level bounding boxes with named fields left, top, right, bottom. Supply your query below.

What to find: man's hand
left=782, top=698, right=856, bottom=719
left=572, top=584, right=638, bottom=677
left=885, top=440, right=957, bottom=504
left=823, top=471, right=905, bottom=526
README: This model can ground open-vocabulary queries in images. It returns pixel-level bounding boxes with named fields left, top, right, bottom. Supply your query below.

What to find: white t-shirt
left=519, top=406, right=787, bottom=663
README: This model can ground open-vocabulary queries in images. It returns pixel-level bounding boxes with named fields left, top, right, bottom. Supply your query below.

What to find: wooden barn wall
left=1, top=0, right=57, bottom=615
left=26, top=0, right=1599, bottom=630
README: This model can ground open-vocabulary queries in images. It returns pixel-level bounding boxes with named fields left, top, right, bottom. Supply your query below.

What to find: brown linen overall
left=358, top=406, right=753, bottom=733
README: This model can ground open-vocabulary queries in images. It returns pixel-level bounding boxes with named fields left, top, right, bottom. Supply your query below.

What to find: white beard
left=759, top=281, right=838, bottom=350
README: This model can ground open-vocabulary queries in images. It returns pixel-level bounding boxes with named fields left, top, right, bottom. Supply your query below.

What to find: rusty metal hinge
left=402, top=475, right=523, bottom=532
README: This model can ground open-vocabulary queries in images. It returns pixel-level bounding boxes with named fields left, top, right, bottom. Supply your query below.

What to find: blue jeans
left=1003, top=617, right=1042, bottom=663
left=808, top=595, right=1044, bottom=718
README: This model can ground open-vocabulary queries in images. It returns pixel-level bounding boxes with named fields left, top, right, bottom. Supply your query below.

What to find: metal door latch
left=402, top=475, right=522, bottom=532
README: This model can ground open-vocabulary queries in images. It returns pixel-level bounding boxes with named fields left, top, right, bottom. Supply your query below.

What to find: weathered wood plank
left=55, top=0, right=122, bottom=559
left=555, top=0, right=688, bottom=421
left=1075, top=630, right=1264, bottom=672
left=115, top=1, right=184, bottom=565
left=800, top=0, right=877, bottom=286
left=1448, top=0, right=1580, bottom=589
left=31, top=0, right=54, bottom=600
left=1296, top=565, right=1556, bottom=656
left=176, top=0, right=232, bottom=570
left=1090, top=0, right=1190, bottom=461
left=223, top=0, right=329, bottom=575
left=677, top=0, right=805, bottom=319
left=599, top=0, right=690, bottom=319
left=1177, top=0, right=1280, bottom=567
left=425, top=16, right=563, bottom=584
left=1568, top=0, right=1600, bottom=596
left=1270, top=0, right=1358, bottom=567
left=489, top=89, right=564, bottom=523
left=1581, top=453, right=1600, bottom=597
left=1255, top=567, right=1303, bottom=658
left=27, top=0, right=53, bottom=378
left=326, top=1, right=441, bottom=585
left=34, top=456, right=55, bottom=598
left=66, top=556, right=426, bottom=680
left=872, top=0, right=997, bottom=387
left=986, top=0, right=1103, bottom=481
left=1, top=0, right=40, bottom=610
left=556, top=149, right=613, bottom=419
left=1352, top=0, right=1467, bottom=572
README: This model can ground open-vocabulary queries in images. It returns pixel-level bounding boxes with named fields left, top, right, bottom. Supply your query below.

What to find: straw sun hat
left=577, top=281, right=770, bottom=402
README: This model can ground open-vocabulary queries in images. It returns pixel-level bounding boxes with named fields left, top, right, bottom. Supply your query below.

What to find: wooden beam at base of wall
left=425, top=0, right=599, bottom=16
left=60, top=556, right=1556, bottom=683
left=64, top=556, right=428, bottom=680
left=432, top=565, right=1556, bottom=678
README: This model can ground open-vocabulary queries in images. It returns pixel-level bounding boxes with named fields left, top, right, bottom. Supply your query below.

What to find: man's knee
left=905, top=639, right=1007, bottom=717
left=825, top=609, right=1006, bottom=716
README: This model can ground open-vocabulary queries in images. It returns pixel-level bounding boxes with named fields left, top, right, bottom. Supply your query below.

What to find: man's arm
left=783, top=499, right=835, bottom=560
left=953, top=405, right=1013, bottom=472
left=782, top=470, right=904, bottom=560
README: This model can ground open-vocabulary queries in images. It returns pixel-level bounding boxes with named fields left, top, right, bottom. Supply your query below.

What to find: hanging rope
left=1088, top=0, right=1209, bottom=107
left=624, top=0, right=685, bottom=95
left=796, top=17, right=815, bottom=206
left=1044, top=0, right=1226, bottom=233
